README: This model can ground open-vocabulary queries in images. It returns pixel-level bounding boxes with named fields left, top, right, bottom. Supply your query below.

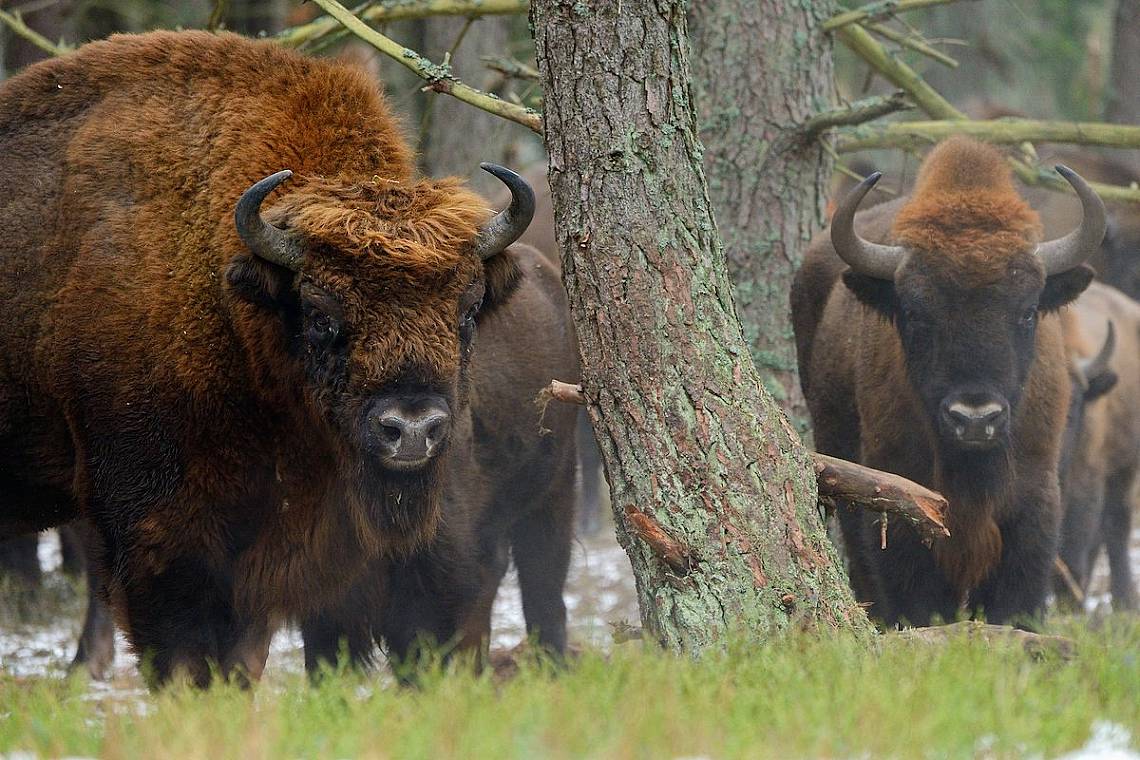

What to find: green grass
left=2, top=619, right=1138, bottom=759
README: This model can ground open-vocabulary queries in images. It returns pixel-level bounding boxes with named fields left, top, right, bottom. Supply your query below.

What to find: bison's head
left=833, top=152, right=1104, bottom=458
left=224, top=165, right=531, bottom=541
left=1060, top=321, right=1117, bottom=477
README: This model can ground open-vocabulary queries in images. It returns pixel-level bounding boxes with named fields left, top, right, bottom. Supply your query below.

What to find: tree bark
left=1107, top=0, right=1140, bottom=175
left=688, top=1, right=837, bottom=434
left=531, top=0, right=871, bottom=650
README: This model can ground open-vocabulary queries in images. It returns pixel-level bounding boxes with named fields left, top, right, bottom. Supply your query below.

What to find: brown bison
left=1057, top=282, right=1140, bottom=611
left=793, top=137, right=1105, bottom=627
left=0, top=31, right=533, bottom=686
left=301, top=241, right=580, bottom=671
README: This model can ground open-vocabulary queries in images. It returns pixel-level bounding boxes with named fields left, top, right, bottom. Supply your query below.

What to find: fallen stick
left=813, top=452, right=950, bottom=545
left=543, top=379, right=951, bottom=545
left=1053, top=557, right=1087, bottom=606
left=892, top=620, right=1077, bottom=660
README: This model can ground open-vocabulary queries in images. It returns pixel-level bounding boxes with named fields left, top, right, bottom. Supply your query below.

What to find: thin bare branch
left=307, top=0, right=542, bottom=133
left=0, top=8, right=70, bottom=57
left=799, top=92, right=913, bottom=138
left=277, top=0, right=528, bottom=49
left=865, top=22, right=958, bottom=68
left=824, top=0, right=981, bottom=32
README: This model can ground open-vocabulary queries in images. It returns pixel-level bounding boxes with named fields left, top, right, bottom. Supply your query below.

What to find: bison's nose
left=367, top=396, right=451, bottom=469
left=940, top=397, right=1009, bottom=447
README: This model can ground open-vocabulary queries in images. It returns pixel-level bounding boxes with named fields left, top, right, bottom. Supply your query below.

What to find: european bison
left=793, top=137, right=1105, bottom=627
left=301, top=241, right=580, bottom=672
left=0, top=31, right=533, bottom=686
left=1057, top=282, right=1140, bottom=611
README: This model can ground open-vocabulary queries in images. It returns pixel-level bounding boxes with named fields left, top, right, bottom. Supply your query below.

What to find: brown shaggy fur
left=0, top=31, right=520, bottom=686
left=892, top=138, right=1044, bottom=287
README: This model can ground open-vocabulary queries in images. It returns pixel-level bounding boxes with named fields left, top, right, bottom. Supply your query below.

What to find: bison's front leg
left=116, top=553, right=269, bottom=688
left=971, top=480, right=1061, bottom=628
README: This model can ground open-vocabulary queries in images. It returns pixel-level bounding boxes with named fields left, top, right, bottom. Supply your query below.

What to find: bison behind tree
left=0, top=31, right=534, bottom=686
left=793, top=137, right=1106, bottom=627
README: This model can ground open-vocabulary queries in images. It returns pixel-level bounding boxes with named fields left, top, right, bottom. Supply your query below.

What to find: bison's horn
left=830, top=171, right=905, bottom=280
left=1036, top=165, right=1107, bottom=276
left=235, top=170, right=304, bottom=271
left=1078, top=320, right=1116, bottom=383
left=473, top=163, right=535, bottom=261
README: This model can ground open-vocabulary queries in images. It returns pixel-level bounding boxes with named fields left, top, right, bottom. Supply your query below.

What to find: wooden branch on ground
left=1053, top=557, right=1086, bottom=606
left=544, top=378, right=949, bottom=544
left=823, top=0, right=979, bottom=32
left=277, top=0, right=528, bottom=49
left=864, top=22, right=958, bottom=68
left=0, top=9, right=71, bottom=57
left=837, top=23, right=1140, bottom=204
left=892, top=621, right=1077, bottom=660
left=813, top=453, right=950, bottom=545
left=799, top=92, right=913, bottom=139
left=307, top=0, right=541, bottom=133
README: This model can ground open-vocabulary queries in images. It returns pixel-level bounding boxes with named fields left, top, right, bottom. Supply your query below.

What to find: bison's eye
left=1018, top=306, right=1038, bottom=329
left=307, top=312, right=340, bottom=348
left=459, top=300, right=481, bottom=345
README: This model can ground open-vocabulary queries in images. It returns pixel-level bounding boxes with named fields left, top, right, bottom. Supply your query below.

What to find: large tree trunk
left=688, top=0, right=836, bottom=433
left=531, top=0, right=870, bottom=649
left=1107, top=0, right=1140, bottom=173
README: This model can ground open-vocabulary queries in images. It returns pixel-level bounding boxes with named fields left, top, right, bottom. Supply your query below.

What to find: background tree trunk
left=419, top=16, right=529, bottom=194
left=531, top=0, right=870, bottom=649
left=688, top=0, right=836, bottom=434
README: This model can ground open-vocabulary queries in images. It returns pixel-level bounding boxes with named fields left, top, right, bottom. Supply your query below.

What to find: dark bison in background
left=0, top=31, right=534, bottom=686
left=793, top=137, right=1105, bottom=627
left=302, top=241, right=580, bottom=672
left=1057, top=283, right=1140, bottom=612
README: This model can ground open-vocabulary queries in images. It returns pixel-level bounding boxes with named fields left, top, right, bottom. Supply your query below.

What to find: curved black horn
left=473, top=163, right=535, bottom=261
left=1078, top=320, right=1116, bottom=383
left=235, top=170, right=304, bottom=271
left=830, top=171, right=906, bottom=280
left=1036, top=165, right=1107, bottom=275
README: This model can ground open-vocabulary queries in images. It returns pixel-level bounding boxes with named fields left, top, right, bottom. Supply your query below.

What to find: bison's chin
left=344, top=457, right=446, bottom=557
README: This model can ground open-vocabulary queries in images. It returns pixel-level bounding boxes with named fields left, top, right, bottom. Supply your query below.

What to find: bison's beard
left=340, top=456, right=445, bottom=559
left=931, top=447, right=1014, bottom=595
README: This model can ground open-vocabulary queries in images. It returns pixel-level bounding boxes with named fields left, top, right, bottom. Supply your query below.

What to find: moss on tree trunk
left=530, top=0, right=871, bottom=649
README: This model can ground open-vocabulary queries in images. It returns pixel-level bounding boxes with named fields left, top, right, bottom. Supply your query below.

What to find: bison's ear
left=225, top=254, right=299, bottom=310
left=1040, top=264, right=1095, bottom=312
left=841, top=270, right=896, bottom=317
left=477, top=248, right=523, bottom=321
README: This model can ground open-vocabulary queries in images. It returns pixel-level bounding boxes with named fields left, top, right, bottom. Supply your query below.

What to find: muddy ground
left=1, top=516, right=1137, bottom=689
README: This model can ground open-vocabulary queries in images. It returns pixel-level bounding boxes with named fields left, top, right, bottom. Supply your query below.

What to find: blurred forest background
left=4, top=0, right=1133, bottom=193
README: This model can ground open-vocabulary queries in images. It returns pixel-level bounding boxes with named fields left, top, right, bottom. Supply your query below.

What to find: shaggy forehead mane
left=280, top=176, right=491, bottom=286
left=892, top=137, right=1044, bottom=287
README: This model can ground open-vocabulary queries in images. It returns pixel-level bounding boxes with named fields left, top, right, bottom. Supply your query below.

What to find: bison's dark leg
left=375, top=546, right=482, bottom=678
left=868, top=517, right=961, bottom=627
left=971, top=483, right=1061, bottom=628
left=1055, top=480, right=1105, bottom=611
left=1102, top=469, right=1138, bottom=611
left=114, top=554, right=243, bottom=688
left=0, top=533, right=42, bottom=589
left=69, top=523, right=116, bottom=680
left=301, top=606, right=375, bottom=677
left=58, top=525, right=86, bottom=578
left=510, top=473, right=574, bottom=656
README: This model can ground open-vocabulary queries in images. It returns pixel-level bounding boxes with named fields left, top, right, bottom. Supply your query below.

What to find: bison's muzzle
left=940, top=391, right=1009, bottom=449
left=365, top=393, right=452, bottom=471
